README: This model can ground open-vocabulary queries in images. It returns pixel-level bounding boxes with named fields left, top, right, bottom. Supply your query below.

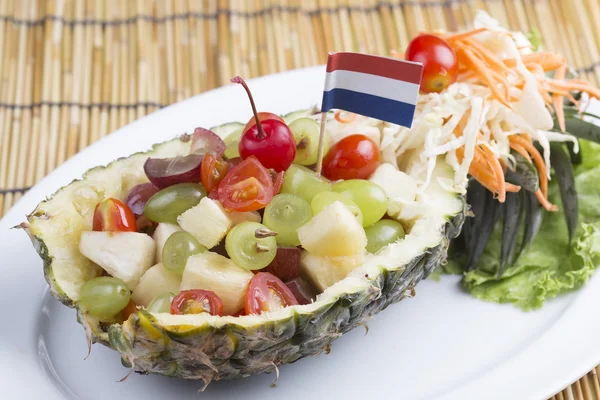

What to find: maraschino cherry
left=232, top=76, right=296, bottom=172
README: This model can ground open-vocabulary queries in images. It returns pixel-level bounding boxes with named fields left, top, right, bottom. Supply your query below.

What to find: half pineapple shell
left=24, top=109, right=466, bottom=387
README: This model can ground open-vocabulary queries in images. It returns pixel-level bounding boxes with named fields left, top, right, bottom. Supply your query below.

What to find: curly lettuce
left=440, top=141, right=600, bottom=310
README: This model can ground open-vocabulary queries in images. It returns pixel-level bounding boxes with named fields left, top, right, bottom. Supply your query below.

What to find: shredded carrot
left=456, top=47, right=511, bottom=108
left=535, top=190, right=559, bottom=211
left=444, top=27, right=488, bottom=42
left=503, top=52, right=565, bottom=72
left=480, top=144, right=506, bottom=202
left=335, top=110, right=357, bottom=124
left=547, top=79, right=600, bottom=101
left=553, top=64, right=567, bottom=132
left=460, top=38, right=514, bottom=75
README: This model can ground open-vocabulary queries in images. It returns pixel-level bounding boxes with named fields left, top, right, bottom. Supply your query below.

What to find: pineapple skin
left=23, top=116, right=466, bottom=387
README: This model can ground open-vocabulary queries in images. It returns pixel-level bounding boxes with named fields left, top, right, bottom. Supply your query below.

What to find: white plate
left=1, top=66, right=600, bottom=400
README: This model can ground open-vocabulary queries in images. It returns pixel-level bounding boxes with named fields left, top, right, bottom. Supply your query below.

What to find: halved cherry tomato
left=322, top=134, right=380, bottom=181
left=243, top=112, right=284, bottom=134
left=272, top=171, right=284, bottom=194
left=93, top=198, right=137, bottom=232
left=121, top=299, right=138, bottom=320
left=405, top=34, right=458, bottom=93
left=217, top=156, right=274, bottom=212
left=245, top=272, right=299, bottom=315
left=200, top=153, right=230, bottom=193
left=170, top=289, right=223, bottom=316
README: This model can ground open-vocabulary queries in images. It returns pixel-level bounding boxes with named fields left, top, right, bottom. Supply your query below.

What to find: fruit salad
left=77, top=77, right=415, bottom=321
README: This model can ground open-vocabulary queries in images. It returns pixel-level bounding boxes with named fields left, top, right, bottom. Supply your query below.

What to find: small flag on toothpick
left=315, top=52, right=423, bottom=174
left=322, top=52, right=423, bottom=127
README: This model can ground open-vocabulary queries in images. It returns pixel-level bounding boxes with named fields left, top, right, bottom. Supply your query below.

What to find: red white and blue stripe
left=321, top=52, right=423, bottom=128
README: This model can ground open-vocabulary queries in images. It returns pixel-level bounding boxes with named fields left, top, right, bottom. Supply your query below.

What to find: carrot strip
left=546, top=80, right=600, bottom=100
left=535, top=190, right=559, bottom=211
left=504, top=52, right=565, bottom=72
left=553, top=64, right=567, bottom=132
left=460, top=38, right=513, bottom=75
left=480, top=144, right=506, bottom=202
left=335, top=110, right=357, bottom=124
left=445, top=27, right=488, bottom=42
left=458, top=47, right=511, bottom=108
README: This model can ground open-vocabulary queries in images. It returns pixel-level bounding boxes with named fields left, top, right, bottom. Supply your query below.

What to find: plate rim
left=2, top=66, right=600, bottom=400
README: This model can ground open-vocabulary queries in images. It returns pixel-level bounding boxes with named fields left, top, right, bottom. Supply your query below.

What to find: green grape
left=225, top=221, right=277, bottom=270
left=311, top=191, right=363, bottom=225
left=162, top=231, right=206, bottom=274
left=281, top=164, right=332, bottom=204
left=144, top=183, right=206, bottom=223
left=79, top=277, right=131, bottom=320
left=223, top=128, right=243, bottom=159
left=289, top=118, right=330, bottom=166
left=365, top=219, right=406, bottom=253
left=146, top=292, right=175, bottom=313
left=332, top=179, right=388, bottom=227
left=263, top=193, right=312, bottom=246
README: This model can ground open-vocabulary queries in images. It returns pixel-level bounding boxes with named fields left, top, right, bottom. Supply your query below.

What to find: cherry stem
left=231, top=76, right=266, bottom=139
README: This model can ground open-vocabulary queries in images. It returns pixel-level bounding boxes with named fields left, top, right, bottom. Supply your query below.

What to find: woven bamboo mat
left=1, top=0, right=600, bottom=398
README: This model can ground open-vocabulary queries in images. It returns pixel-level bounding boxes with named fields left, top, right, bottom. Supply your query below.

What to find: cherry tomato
left=405, top=34, right=458, bottom=93
left=200, top=153, right=230, bottom=193
left=239, top=119, right=296, bottom=172
left=217, top=156, right=274, bottom=211
left=322, top=134, right=380, bottom=181
left=170, top=289, right=223, bottom=316
left=243, top=112, right=284, bottom=133
left=93, top=198, right=137, bottom=232
left=245, top=272, right=299, bottom=315
left=272, top=171, right=284, bottom=194
left=121, top=299, right=138, bottom=320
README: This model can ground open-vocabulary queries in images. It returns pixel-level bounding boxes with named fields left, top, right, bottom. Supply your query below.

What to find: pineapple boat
left=24, top=12, right=600, bottom=386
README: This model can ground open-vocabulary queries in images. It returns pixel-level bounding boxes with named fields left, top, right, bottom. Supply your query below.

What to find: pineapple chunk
left=300, top=251, right=365, bottom=291
left=131, top=263, right=182, bottom=307
left=177, top=198, right=232, bottom=248
left=228, top=210, right=261, bottom=226
left=181, top=252, right=254, bottom=315
left=297, top=201, right=367, bottom=256
left=369, top=163, right=417, bottom=203
left=79, top=231, right=155, bottom=290
left=152, top=223, right=182, bottom=263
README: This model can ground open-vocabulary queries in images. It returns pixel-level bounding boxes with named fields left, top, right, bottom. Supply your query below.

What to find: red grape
left=285, top=277, right=318, bottom=305
left=190, top=127, right=226, bottom=157
left=126, top=183, right=159, bottom=217
left=260, top=247, right=301, bottom=281
left=143, top=154, right=203, bottom=189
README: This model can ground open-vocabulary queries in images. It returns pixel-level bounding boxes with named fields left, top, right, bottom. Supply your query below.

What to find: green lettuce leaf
left=442, top=141, right=600, bottom=310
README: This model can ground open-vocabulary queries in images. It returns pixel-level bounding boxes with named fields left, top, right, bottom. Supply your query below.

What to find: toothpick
left=315, top=110, right=328, bottom=176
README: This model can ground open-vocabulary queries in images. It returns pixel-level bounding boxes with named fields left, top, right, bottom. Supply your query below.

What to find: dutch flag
left=321, top=52, right=424, bottom=128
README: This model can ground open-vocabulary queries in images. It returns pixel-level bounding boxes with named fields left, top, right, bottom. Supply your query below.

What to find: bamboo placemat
left=1, top=0, right=600, bottom=398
